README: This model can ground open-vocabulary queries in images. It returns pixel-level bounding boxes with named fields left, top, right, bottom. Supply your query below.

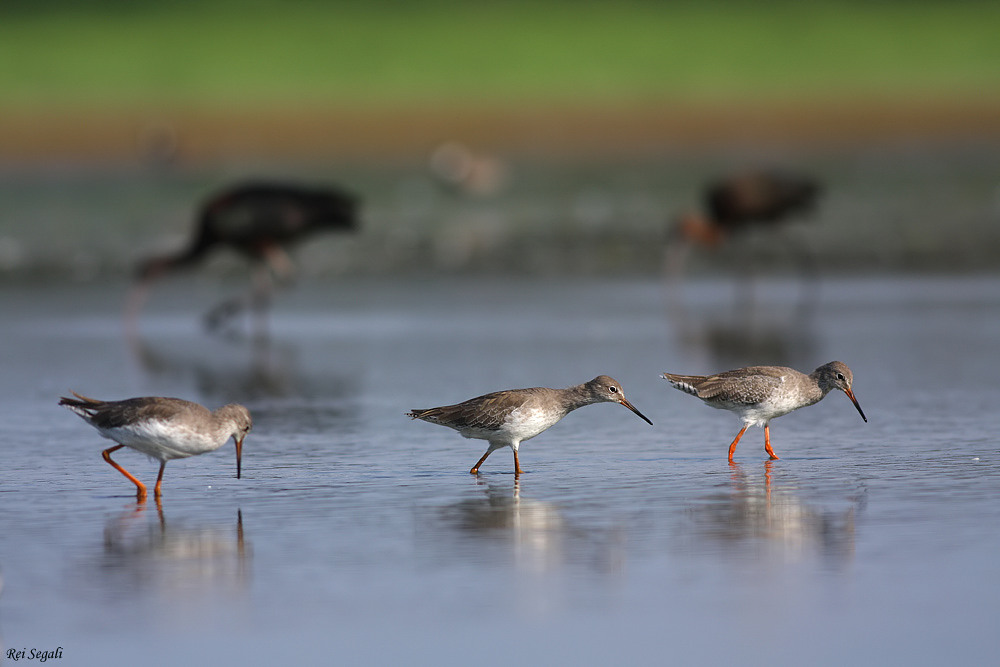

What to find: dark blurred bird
left=664, top=170, right=824, bottom=356
left=127, top=181, right=359, bottom=332
left=671, top=170, right=821, bottom=248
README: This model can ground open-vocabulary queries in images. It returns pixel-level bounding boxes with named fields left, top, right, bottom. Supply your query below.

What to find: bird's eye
left=836, top=373, right=846, bottom=381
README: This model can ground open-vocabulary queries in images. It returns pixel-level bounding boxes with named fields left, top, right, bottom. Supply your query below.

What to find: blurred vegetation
left=2, top=1, right=999, bottom=111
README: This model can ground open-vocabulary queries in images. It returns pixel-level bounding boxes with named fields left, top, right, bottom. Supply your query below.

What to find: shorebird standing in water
left=408, top=375, right=652, bottom=476
left=669, top=169, right=821, bottom=250
left=126, top=181, right=358, bottom=333
left=60, top=392, right=252, bottom=500
left=661, top=361, right=866, bottom=462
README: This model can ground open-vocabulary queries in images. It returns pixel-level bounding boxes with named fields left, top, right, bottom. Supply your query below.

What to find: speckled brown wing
left=408, top=388, right=547, bottom=431
left=665, top=367, right=785, bottom=405
left=59, top=393, right=201, bottom=430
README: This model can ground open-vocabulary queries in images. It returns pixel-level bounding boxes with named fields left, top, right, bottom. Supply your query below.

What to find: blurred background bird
left=669, top=169, right=821, bottom=251
left=664, top=169, right=824, bottom=368
left=126, top=181, right=359, bottom=334
left=427, top=141, right=509, bottom=198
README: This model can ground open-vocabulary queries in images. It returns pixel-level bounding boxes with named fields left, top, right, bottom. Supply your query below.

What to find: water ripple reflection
left=683, top=461, right=862, bottom=569
left=430, top=479, right=625, bottom=576
left=96, top=503, right=250, bottom=610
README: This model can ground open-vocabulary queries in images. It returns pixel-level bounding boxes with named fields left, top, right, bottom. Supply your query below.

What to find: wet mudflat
left=0, top=274, right=997, bottom=665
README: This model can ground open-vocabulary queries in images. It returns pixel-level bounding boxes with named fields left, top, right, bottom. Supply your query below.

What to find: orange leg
left=470, top=449, right=493, bottom=475
left=728, top=425, right=749, bottom=462
left=513, top=449, right=523, bottom=477
left=153, top=461, right=166, bottom=497
left=763, top=424, right=780, bottom=460
left=102, top=445, right=147, bottom=501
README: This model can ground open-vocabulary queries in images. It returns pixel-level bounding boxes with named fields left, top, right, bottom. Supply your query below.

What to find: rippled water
left=1, top=274, right=998, bottom=665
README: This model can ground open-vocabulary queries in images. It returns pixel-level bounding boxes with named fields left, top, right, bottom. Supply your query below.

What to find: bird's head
left=670, top=212, right=724, bottom=247
left=815, top=361, right=867, bottom=423
left=222, top=404, right=253, bottom=479
left=587, top=375, right=653, bottom=425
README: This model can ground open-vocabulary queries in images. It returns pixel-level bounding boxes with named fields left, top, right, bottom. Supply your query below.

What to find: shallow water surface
left=0, top=275, right=998, bottom=665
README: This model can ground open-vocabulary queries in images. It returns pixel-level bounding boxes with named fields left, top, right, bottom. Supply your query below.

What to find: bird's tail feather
left=660, top=373, right=703, bottom=397
left=58, top=391, right=103, bottom=412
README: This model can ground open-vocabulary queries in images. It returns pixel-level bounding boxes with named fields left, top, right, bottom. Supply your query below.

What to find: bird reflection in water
left=686, top=461, right=860, bottom=569
left=100, top=503, right=250, bottom=605
left=667, top=268, right=820, bottom=369
left=674, top=309, right=819, bottom=371
left=438, top=479, right=624, bottom=576
left=127, top=327, right=300, bottom=402
left=125, top=181, right=359, bottom=338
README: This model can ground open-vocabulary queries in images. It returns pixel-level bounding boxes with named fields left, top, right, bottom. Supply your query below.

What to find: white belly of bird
left=499, top=404, right=564, bottom=443
left=98, top=419, right=224, bottom=461
left=718, top=385, right=815, bottom=428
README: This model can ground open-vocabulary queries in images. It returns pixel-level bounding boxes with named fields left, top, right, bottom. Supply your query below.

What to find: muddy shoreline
left=4, top=97, right=1000, bottom=165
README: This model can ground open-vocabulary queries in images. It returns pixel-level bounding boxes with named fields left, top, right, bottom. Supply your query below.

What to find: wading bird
left=408, top=375, right=652, bottom=476
left=127, top=181, right=359, bottom=332
left=670, top=169, right=821, bottom=249
left=661, top=361, right=866, bottom=462
left=60, top=392, right=252, bottom=500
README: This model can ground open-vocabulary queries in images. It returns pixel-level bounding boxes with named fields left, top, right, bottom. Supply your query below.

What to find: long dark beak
left=619, top=397, right=653, bottom=425
left=235, top=436, right=244, bottom=479
left=844, top=388, right=867, bottom=423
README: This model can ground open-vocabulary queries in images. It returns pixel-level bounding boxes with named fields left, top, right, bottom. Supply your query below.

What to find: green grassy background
left=2, top=1, right=999, bottom=111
